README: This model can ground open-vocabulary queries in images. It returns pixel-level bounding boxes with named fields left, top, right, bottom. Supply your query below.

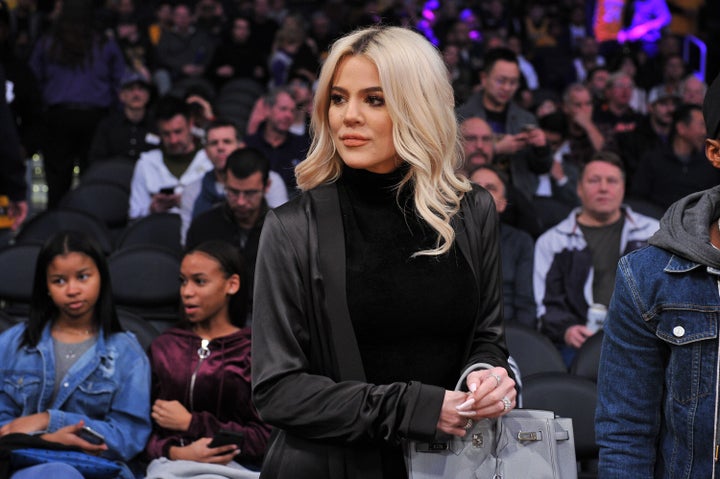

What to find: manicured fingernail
left=469, top=383, right=477, bottom=393
left=456, top=397, right=475, bottom=410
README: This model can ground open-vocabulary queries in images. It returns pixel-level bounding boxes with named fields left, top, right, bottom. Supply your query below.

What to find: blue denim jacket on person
left=0, top=323, right=152, bottom=479
left=596, top=245, right=720, bottom=478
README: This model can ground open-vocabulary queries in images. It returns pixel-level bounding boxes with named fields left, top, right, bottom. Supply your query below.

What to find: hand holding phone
left=76, top=426, right=106, bottom=445
left=151, top=186, right=180, bottom=213
left=208, top=429, right=244, bottom=449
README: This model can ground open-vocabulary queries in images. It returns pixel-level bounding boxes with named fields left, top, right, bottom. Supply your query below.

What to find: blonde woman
left=251, top=26, right=517, bottom=479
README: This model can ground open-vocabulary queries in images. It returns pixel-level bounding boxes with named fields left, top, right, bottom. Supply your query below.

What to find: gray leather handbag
left=405, top=363, right=577, bottom=479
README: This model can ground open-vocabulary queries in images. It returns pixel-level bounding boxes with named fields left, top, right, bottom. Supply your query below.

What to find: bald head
left=681, top=75, right=707, bottom=106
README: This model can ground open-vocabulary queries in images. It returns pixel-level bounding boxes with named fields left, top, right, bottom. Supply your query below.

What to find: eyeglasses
left=225, top=187, right=263, bottom=200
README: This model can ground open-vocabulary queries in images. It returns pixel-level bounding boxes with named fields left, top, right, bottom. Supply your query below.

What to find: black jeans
left=43, top=105, right=106, bottom=208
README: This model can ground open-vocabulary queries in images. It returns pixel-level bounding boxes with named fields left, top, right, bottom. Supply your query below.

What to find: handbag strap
left=455, top=362, right=495, bottom=391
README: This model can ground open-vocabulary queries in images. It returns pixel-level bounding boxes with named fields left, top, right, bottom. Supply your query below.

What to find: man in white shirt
left=128, top=96, right=212, bottom=220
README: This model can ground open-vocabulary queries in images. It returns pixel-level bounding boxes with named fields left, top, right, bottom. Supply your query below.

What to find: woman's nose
left=343, top=99, right=362, bottom=124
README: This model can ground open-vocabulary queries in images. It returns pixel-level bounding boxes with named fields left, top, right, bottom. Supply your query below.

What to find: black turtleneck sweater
left=337, top=165, right=477, bottom=389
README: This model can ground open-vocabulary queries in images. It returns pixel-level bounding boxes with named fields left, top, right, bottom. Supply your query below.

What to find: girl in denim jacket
left=0, top=231, right=152, bottom=479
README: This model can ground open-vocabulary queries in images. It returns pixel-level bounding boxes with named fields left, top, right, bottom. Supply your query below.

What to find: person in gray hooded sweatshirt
left=595, top=72, right=720, bottom=479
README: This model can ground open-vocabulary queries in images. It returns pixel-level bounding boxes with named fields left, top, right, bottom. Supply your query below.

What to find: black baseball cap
left=120, top=71, right=151, bottom=90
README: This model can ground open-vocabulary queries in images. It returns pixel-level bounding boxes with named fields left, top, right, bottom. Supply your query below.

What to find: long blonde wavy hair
left=295, top=26, right=471, bottom=256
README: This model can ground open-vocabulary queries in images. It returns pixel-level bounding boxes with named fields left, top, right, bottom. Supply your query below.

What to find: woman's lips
left=341, top=135, right=369, bottom=147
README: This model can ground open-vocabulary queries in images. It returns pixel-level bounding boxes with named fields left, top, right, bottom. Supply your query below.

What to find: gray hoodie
left=649, top=184, right=720, bottom=269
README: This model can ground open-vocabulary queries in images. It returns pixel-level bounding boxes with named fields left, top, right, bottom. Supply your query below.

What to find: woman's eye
left=367, top=95, right=385, bottom=107
left=78, top=273, right=89, bottom=281
left=196, top=279, right=207, bottom=286
left=330, top=93, right=345, bottom=105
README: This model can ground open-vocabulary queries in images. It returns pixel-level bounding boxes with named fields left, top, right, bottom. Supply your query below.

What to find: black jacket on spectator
left=206, top=36, right=266, bottom=88
left=613, top=116, right=668, bottom=188
left=631, top=146, right=720, bottom=211
left=500, top=223, right=536, bottom=329
left=185, top=201, right=268, bottom=301
left=88, top=110, right=158, bottom=163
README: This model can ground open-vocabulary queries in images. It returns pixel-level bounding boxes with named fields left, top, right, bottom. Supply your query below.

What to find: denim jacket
left=596, top=245, right=720, bottom=478
left=0, top=323, right=152, bottom=478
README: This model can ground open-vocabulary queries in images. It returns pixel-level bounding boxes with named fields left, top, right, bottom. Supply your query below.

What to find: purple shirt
left=30, top=36, right=125, bottom=108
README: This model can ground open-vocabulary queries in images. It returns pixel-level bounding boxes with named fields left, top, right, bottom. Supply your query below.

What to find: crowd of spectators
left=2, top=0, right=720, bottom=474
left=0, top=0, right=716, bottom=208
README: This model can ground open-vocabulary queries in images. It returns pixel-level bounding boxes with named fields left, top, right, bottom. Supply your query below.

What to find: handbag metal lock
left=517, top=430, right=543, bottom=441
left=472, top=432, right=484, bottom=448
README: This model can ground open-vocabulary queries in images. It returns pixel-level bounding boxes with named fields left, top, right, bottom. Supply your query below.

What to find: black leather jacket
left=251, top=182, right=510, bottom=479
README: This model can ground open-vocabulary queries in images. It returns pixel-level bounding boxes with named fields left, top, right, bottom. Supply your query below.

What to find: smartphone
left=158, top=186, right=176, bottom=195
left=76, top=426, right=106, bottom=445
left=521, top=124, right=536, bottom=133
left=208, top=429, right=244, bottom=449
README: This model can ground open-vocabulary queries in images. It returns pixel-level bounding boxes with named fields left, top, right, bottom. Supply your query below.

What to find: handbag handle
left=456, top=363, right=572, bottom=443
left=454, top=362, right=496, bottom=391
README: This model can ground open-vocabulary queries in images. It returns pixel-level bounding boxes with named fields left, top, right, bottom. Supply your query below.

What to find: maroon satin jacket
left=145, top=326, right=271, bottom=464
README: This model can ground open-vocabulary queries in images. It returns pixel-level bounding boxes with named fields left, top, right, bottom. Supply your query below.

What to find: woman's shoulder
left=265, top=185, right=336, bottom=231
left=151, top=326, right=193, bottom=345
left=148, top=326, right=204, bottom=356
left=0, top=323, right=27, bottom=349
left=461, top=184, right=495, bottom=213
left=214, top=329, right=253, bottom=362
left=105, top=329, right=149, bottom=358
left=269, top=192, right=308, bottom=220
left=220, top=327, right=252, bottom=347
left=274, top=185, right=334, bottom=214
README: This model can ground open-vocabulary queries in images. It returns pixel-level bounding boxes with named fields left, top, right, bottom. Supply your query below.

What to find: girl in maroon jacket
left=145, top=240, right=271, bottom=477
